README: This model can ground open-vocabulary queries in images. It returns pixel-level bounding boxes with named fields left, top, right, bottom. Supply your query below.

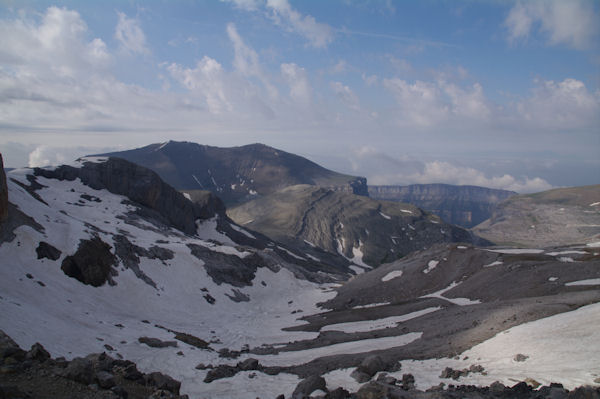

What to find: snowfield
left=1, top=165, right=599, bottom=397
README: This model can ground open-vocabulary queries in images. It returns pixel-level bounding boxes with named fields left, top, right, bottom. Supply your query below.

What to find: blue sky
left=0, top=0, right=598, bottom=192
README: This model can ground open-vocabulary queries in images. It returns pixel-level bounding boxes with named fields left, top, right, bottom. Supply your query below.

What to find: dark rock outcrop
left=292, top=375, right=327, bottom=399
left=34, top=157, right=224, bottom=235
left=0, top=154, right=8, bottom=223
left=98, top=141, right=368, bottom=206
left=61, top=236, right=116, bottom=287
left=369, top=184, right=516, bottom=228
left=35, top=242, right=62, bottom=261
left=187, top=244, right=262, bottom=287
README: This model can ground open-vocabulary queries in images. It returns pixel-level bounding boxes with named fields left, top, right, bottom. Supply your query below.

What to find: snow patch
left=420, top=282, right=481, bottom=306
left=352, top=302, right=391, bottom=309
left=379, top=212, right=391, bottom=220
left=230, top=223, right=256, bottom=239
left=321, top=307, right=440, bottom=334
left=423, top=260, right=439, bottom=274
left=381, top=270, right=403, bottom=282
left=486, top=248, right=544, bottom=254
left=565, top=278, right=600, bottom=286
left=483, top=261, right=503, bottom=268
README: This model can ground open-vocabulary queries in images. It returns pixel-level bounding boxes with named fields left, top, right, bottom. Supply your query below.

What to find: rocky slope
left=369, top=184, right=515, bottom=228
left=473, top=185, right=600, bottom=247
left=1, top=155, right=599, bottom=397
left=98, top=141, right=368, bottom=206
left=228, top=184, right=488, bottom=268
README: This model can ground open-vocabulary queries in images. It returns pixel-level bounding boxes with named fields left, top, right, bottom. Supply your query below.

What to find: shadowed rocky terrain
left=473, top=185, right=600, bottom=247
left=98, top=141, right=368, bottom=206
left=369, top=184, right=516, bottom=228
left=228, top=184, right=489, bottom=268
left=1, top=153, right=598, bottom=398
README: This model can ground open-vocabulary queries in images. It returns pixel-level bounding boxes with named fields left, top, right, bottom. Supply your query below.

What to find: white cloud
left=115, top=11, right=149, bottom=55
left=27, top=145, right=120, bottom=168
left=220, top=0, right=263, bottom=11
left=0, top=6, right=111, bottom=78
left=383, top=78, right=449, bottom=126
left=226, top=23, right=277, bottom=98
left=280, top=63, right=312, bottom=105
left=167, top=57, right=232, bottom=114
left=517, top=78, right=600, bottom=129
left=352, top=147, right=554, bottom=194
left=362, top=73, right=378, bottom=87
left=505, top=0, right=598, bottom=49
left=330, top=81, right=360, bottom=110
left=266, top=0, right=333, bottom=48
left=382, top=76, right=492, bottom=127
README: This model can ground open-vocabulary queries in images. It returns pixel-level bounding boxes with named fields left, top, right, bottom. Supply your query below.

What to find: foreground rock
left=0, top=330, right=187, bottom=399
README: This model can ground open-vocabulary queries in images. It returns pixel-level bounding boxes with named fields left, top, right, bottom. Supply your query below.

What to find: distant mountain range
left=473, top=184, right=600, bottom=247
left=98, top=141, right=368, bottom=206
left=369, top=184, right=516, bottom=228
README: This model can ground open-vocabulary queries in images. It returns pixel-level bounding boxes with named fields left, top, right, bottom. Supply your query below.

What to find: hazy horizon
left=1, top=0, right=599, bottom=193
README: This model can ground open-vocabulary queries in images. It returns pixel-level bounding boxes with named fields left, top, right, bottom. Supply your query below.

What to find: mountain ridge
left=97, top=141, right=368, bottom=206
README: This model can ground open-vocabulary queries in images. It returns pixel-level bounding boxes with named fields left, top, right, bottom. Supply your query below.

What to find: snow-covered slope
left=1, top=158, right=599, bottom=397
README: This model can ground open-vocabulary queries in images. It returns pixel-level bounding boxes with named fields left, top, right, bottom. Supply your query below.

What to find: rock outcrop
left=61, top=236, right=117, bottom=287
left=369, top=184, right=516, bottom=228
left=34, top=157, right=225, bottom=235
left=228, top=185, right=489, bottom=267
left=0, top=154, right=8, bottom=223
left=473, top=184, right=600, bottom=247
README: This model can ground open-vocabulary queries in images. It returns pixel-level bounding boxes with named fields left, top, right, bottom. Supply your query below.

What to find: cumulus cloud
left=220, top=0, right=263, bottom=11
left=330, top=81, right=360, bottom=110
left=27, top=145, right=119, bottom=167
left=505, top=0, right=598, bottom=49
left=383, top=79, right=449, bottom=126
left=517, top=78, right=600, bottom=129
left=382, top=76, right=492, bottom=127
left=167, top=57, right=232, bottom=114
left=266, top=0, right=333, bottom=48
left=281, top=63, right=312, bottom=105
left=0, top=6, right=111, bottom=78
left=226, top=23, right=277, bottom=98
left=115, top=12, right=149, bottom=55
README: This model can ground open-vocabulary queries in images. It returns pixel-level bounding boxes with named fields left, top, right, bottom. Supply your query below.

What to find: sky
left=0, top=0, right=598, bottom=193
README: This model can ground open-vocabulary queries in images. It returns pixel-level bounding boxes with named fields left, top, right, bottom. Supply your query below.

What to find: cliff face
left=369, top=184, right=516, bottom=228
left=34, top=157, right=225, bottom=235
left=0, top=154, right=7, bottom=223
left=98, top=141, right=368, bottom=206
left=228, top=184, right=489, bottom=268
left=473, top=184, right=600, bottom=247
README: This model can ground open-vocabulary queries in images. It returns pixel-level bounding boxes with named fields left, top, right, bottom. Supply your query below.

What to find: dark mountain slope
left=98, top=141, right=367, bottom=206
left=369, top=184, right=516, bottom=228
left=228, top=184, right=489, bottom=268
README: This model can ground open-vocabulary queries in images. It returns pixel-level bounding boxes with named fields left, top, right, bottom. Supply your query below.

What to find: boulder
left=355, top=382, right=389, bottom=399
left=35, top=242, right=62, bottom=261
left=292, top=375, right=327, bottom=399
left=61, top=357, right=94, bottom=384
left=145, top=372, right=181, bottom=394
left=61, top=236, right=116, bottom=287
left=96, top=371, right=116, bottom=389
left=25, top=343, right=50, bottom=362
left=138, top=337, right=178, bottom=348
left=237, top=358, right=260, bottom=371
left=203, top=365, right=237, bottom=383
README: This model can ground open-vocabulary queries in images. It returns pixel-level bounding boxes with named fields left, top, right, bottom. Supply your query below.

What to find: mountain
left=98, top=141, right=368, bottom=206
left=369, top=184, right=516, bottom=228
left=1, top=155, right=599, bottom=397
left=473, top=185, right=600, bottom=247
left=228, top=184, right=490, bottom=268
